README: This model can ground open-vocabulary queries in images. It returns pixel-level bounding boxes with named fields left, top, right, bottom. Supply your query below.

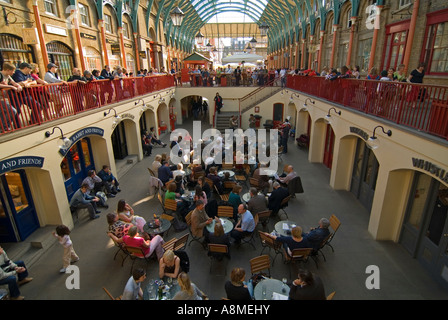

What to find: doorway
left=111, top=122, right=128, bottom=160
left=350, top=138, right=379, bottom=212
left=0, top=170, right=39, bottom=242
left=323, top=124, right=335, bottom=169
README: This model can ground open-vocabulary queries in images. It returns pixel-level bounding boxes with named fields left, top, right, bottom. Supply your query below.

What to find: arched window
left=84, top=47, right=102, bottom=71
left=46, top=41, right=75, bottom=80
left=0, top=34, right=35, bottom=68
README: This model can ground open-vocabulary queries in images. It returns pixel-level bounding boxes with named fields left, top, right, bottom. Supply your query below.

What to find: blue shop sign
left=59, top=127, right=104, bottom=156
left=0, top=156, right=44, bottom=175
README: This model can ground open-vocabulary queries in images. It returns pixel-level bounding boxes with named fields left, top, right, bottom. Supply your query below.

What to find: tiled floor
left=13, top=117, right=448, bottom=301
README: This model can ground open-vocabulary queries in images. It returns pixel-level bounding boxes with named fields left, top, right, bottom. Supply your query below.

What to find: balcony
left=286, top=75, right=448, bottom=141
left=0, top=75, right=175, bottom=136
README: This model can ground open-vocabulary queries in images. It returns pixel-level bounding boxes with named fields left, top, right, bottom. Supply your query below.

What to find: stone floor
left=4, top=117, right=448, bottom=304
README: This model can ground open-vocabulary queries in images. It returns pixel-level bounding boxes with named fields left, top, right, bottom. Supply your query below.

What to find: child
left=52, top=225, right=79, bottom=273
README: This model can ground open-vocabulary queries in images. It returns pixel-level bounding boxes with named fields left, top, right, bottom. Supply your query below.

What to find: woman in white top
left=116, top=199, right=146, bottom=232
left=151, top=155, right=162, bottom=177
left=172, top=163, right=185, bottom=180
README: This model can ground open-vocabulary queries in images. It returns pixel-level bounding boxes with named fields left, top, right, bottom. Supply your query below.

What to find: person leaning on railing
left=0, top=62, right=22, bottom=131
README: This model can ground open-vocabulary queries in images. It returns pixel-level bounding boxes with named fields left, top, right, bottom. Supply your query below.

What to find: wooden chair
left=123, top=245, right=155, bottom=274
left=162, top=237, right=178, bottom=251
left=284, top=248, right=315, bottom=278
left=326, top=214, right=341, bottom=252
left=288, top=176, right=304, bottom=198
left=249, top=177, right=261, bottom=190
left=164, top=198, right=178, bottom=215
left=259, top=231, right=283, bottom=265
left=277, top=146, right=284, bottom=162
left=221, top=163, right=234, bottom=170
left=207, top=244, right=230, bottom=275
left=205, top=177, right=214, bottom=189
left=185, top=210, right=205, bottom=249
left=249, top=254, right=271, bottom=277
left=239, top=214, right=258, bottom=250
left=193, top=170, right=205, bottom=180
left=312, top=233, right=332, bottom=262
left=223, top=181, right=237, bottom=191
left=217, top=206, right=234, bottom=220
left=172, top=233, right=189, bottom=251
left=255, top=210, right=272, bottom=232
left=147, top=168, right=156, bottom=177
left=103, top=287, right=122, bottom=300
left=326, top=291, right=336, bottom=300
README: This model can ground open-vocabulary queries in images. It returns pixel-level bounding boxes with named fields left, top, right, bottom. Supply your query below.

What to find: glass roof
left=190, top=0, right=269, bottom=23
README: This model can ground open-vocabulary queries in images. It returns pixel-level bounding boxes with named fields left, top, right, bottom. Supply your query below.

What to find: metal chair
left=325, top=214, right=341, bottom=252
left=259, top=231, right=283, bottom=266
left=164, top=198, right=178, bottom=215
left=249, top=254, right=271, bottom=277
left=173, top=233, right=189, bottom=251
left=123, top=245, right=155, bottom=274
left=239, top=214, right=258, bottom=250
left=207, top=243, right=230, bottom=275
left=278, top=195, right=291, bottom=220
left=107, top=233, right=129, bottom=267
left=255, top=210, right=272, bottom=232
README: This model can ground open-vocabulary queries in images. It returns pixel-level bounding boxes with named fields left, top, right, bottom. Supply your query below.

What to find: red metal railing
left=0, top=75, right=175, bottom=135
left=287, top=75, right=448, bottom=140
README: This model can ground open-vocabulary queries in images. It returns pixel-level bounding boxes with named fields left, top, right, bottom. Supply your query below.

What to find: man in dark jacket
left=268, top=181, right=289, bottom=214
left=100, top=65, right=114, bottom=104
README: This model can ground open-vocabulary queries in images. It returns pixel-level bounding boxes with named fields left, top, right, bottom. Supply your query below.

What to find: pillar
left=118, top=27, right=127, bottom=70
left=32, top=0, right=49, bottom=68
left=134, top=33, right=141, bottom=71
left=346, top=17, right=357, bottom=68
left=402, top=0, right=420, bottom=75
left=330, top=24, right=338, bottom=68
left=99, top=19, right=109, bottom=66
left=317, top=30, right=324, bottom=72
left=368, top=6, right=383, bottom=71
left=72, top=6, right=86, bottom=71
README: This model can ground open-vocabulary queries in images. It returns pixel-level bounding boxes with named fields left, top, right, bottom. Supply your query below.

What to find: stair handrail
left=239, top=79, right=281, bottom=115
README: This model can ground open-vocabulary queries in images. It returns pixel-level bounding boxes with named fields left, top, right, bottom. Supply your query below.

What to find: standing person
left=0, top=245, right=33, bottom=300
left=52, top=225, right=79, bottom=273
left=229, top=115, right=238, bottom=130
left=122, top=268, right=146, bottom=300
left=280, top=67, right=287, bottom=88
left=0, top=62, right=21, bottom=130
left=249, top=114, right=256, bottom=129
left=408, top=63, right=426, bottom=102
left=280, top=118, right=291, bottom=153
left=100, top=65, right=114, bottom=104
left=234, top=66, right=241, bottom=86
left=214, top=92, right=223, bottom=114
left=393, top=64, right=407, bottom=82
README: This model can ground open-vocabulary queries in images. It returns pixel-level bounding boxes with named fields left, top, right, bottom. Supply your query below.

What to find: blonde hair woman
left=158, top=249, right=180, bottom=280
left=172, top=272, right=207, bottom=300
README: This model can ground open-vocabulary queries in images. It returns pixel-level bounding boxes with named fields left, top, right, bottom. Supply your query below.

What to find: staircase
left=215, top=111, right=240, bottom=132
left=239, top=81, right=283, bottom=115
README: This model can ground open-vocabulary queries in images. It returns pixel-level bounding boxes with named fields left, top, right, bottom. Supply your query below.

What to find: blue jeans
left=0, top=260, right=28, bottom=298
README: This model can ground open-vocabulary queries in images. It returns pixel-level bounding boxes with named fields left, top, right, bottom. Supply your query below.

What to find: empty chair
left=326, top=291, right=336, bottom=300
left=249, top=254, right=271, bottom=278
left=217, top=206, right=234, bottom=220
left=207, top=243, right=230, bottom=275
left=259, top=231, right=283, bottom=265
left=173, top=233, right=189, bottom=251
left=103, top=287, right=122, bottom=300
left=278, top=195, right=291, bottom=220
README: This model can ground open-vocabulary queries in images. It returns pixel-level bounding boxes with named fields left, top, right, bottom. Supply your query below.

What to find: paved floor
left=5, top=117, right=448, bottom=301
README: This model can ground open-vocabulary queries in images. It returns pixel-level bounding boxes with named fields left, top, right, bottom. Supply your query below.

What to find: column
left=330, top=24, right=338, bottom=69
left=308, top=35, right=314, bottom=69
left=301, top=39, right=306, bottom=69
left=402, top=0, right=420, bottom=75
left=317, top=30, right=324, bottom=72
left=368, top=6, right=383, bottom=71
left=346, top=17, right=357, bottom=67
left=133, top=33, right=141, bottom=71
left=72, top=6, right=86, bottom=71
left=98, top=19, right=109, bottom=66
left=118, top=27, right=127, bottom=70
left=32, top=0, right=49, bottom=68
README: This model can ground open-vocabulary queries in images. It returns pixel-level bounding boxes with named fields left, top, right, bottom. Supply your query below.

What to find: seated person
left=197, top=176, right=212, bottom=200
left=247, top=187, right=268, bottom=216
left=116, top=199, right=146, bottom=233
left=303, top=218, right=331, bottom=251
left=224, top=267, right=253, bottom=300
left=191, top=200, right=213, bottom=239
left=151, top=155, right=162, bottom=177
left=172, top=163, right=186, bottom=180
left=252, top=164, right=271, bottom=194
left=228, top=185, right=243, bottom=219
left=207, top=166, right=224, bottom=194
left=289, top=269, right=326, bottom=300
left=122, top=268, right=146, bottom=300
left=97, top=165, right=121, bottom=193
left=278, top=165, right=297, bottom=186
left=158, top=161, right=173, bottom=185
left=0, top=245, right=33, bottom=300
left=159, top=249, right=181, bottom=281
left=113, top=226, right=165, bottom=260
left=141, top=134, right=152, bottom=156
left=174, top=175, right=185, bottom=195
left=82, top=169, right=115, bottom=198
left=205, top=218, right=231, bottom=259
left=262, top=226, right=310, bottom=258
left=165, top=183, right=189, bottom=219
left=172, top=272, right=207, bottom=300
left=147, top=127, right=167, bottom=147
left=106, top=212, right=132, bottom=239
left=69, top=183, right=101, bottom=220
left=230, top=204, right=255, bottom=245
left=268, top=181, right=289, bottom=215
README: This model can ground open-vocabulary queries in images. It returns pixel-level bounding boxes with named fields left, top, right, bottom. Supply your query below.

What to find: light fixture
left=367, top=126, right=392, bottom=150
left=289, top=93, right=300, bottom=104
left=45, top=126, right=71, bottom=149
left=154, top=93, right=165, bottom=104
left=166, top=89, right=175, bottom=99
left=104, top=108, right=121, bottom=124
left=259, top=21, right=270, bottom=36
left=303, top=98, right=315, bottom=110
left=135, top=99, right=147, bottom=110
left=195, top=32, right=204, bottom=44
left=325, top=107, right=341, bottom=124
left=170, top=5, right=184, bottom=27
left=250, top=36, right=257, bottom=43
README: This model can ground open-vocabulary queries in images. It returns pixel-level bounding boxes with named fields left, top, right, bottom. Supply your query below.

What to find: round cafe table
left=242, top=192, right=251, bottom=202
left=254, top=278, right=290, bottom=300
left=274, top=220, right=298, bottom=237
left=144, top=278, right=180, bottom=300
left=206, top=217, right=233, bottom=234
left=143, top=218, right=171, bottom=236
left=218, top=170, right=235, bottom=178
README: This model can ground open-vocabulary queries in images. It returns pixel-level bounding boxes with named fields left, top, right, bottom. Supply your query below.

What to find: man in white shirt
left=122, top=268, right=146, bottom=300
left=279, top=68, right=287, bottom=87
left=44, top=63, right=67, bottom=84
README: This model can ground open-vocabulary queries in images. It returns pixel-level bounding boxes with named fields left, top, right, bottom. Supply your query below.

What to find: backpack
left=174, top=250, right=190, bottom=273
left=172, top=216, right=188, bottom=232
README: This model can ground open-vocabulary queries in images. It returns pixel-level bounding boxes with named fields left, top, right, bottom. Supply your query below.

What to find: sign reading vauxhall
left=59, top=127, right=104, bottom=156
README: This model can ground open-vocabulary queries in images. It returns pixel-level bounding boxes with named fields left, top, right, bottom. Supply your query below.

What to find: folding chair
left=207, top=244, right=230, bottom=275
left=284, top=248, right=315, bottom=278
left=103, top=287, right=122, bottom=300
left=249, top=177, right=261, bottom=191
left=217, top=205, right=234, bottom=221
left=259, top=231, right=283, bottom=266
left=124, top=245, right=155, bottom=274
left=147, top=168, right=156, bottom=177
left=249, top=254, right=271, bottom=278
left=278, top=195, right=291, bottom=220
left=326, top=214, right=341, bottom=252
left=164, top=198, right=178, bottom=216
left=239, top=214, right=258, bottom=250
left=172, top=233, right=189, bottom=251
left=255, top=210, right=272, bottom=232
left=107, top=233, right=129, bottom=267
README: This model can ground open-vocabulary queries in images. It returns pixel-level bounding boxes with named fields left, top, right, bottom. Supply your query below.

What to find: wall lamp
left=367, top=125, right=392, bottom=150
left=104, top=108, right=121, bottom=123
left=44, top=126, right=71, bottom=148
left=154, top=93, right=165, bottom=104
left=289, top=93, right=300, bottom=104
left=135, top=99, right=149, bottom=111
left=166, top=89, right=175, bottom=99
left=325, top=107, right=342, bottom=124
left=302, top=98, right=315, bottom=111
